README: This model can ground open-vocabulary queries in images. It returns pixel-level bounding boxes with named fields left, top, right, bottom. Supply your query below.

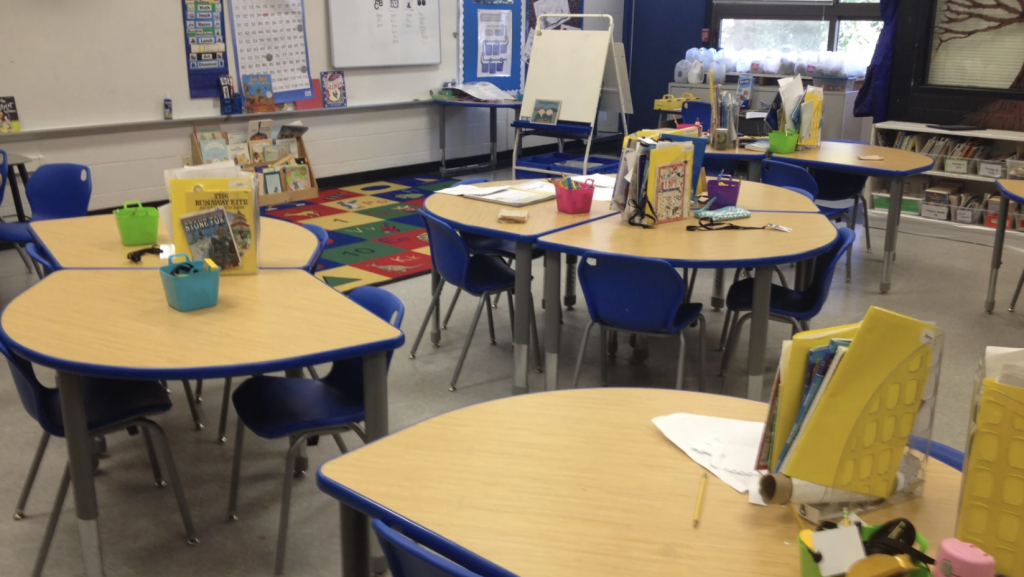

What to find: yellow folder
left=782, top=307, right=936, bottom=497
left=957, top=378, right=1024, bottom=577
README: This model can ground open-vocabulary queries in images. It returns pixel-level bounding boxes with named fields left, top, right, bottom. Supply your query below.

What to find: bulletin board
left=459, top=0, right=525, bottom=92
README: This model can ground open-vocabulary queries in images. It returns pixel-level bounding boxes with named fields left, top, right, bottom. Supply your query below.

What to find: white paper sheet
left=454, top=82, right=514, bottom=102
left=571, top=174, right=617, bottom=188
left=592, top=187, right=614, bottom=202
left=436, top=185, right=508, bottom=196
left=511, top=180, right=556, bottom=193
left=652, top=413, right=765, bottom=494
left=777, top=76, right=805, bottom=132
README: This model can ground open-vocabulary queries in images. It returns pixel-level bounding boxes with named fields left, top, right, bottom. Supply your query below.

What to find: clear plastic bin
left=1007, top=159, right=1024, bottom=180
left=978, top=160, right=1006, bottom=179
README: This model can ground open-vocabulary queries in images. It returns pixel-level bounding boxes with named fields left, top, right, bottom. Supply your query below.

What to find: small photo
left=263, top=171, right=283, bottom=195
left=531, top=99, right=561, bottom=125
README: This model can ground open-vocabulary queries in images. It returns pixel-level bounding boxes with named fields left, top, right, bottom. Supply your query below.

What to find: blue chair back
left=761, top=160, right=818, bottom=201
left=420, top=211, right=472, bottom=290
left=804, top=140, right=871, bottom=202
left=457, top=178, right=490, bottom=185
left=680, top=101, right=711, bottom=128
left=25, top=242, right=53, bottom=275
left=325, top=286, right=405, bottom=386
left=578, top=251, right=687, bottom=334
left=373, top=519, right=518, bottom=577
left=26, top=164, right=92, bottom=221
left=0, top=338, right=56, bottom=434
left=301, top=224, right=329, bottom=272
left=801, top=228, right=856, bottom=315
left=908, top=435, right=964, bottom=471
left=0, top=150, right=7, bottom=205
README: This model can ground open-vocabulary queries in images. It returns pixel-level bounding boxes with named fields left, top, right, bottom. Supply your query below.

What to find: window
left=711, top=0, right=882, bottom=61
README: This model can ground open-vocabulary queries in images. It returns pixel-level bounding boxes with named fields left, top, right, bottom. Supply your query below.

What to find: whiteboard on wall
left=327, top=0, right=442, bottom=68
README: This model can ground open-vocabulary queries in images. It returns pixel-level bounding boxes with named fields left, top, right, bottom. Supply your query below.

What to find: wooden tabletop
left=0, top=269, right=403, bottom=380
left=732, top=181, right=819, bottom=212
left=5, top=152, right=31, bottom=165
left=705, top=146, right=768, bottom=158
left=424, top=180, right=615, bottom=241
left=997, top=179, right=1024, bottom=205
left=538, top=211, right=837, bottom=268
left=774, top=141, right=934, bottom=177
left=318, top=388, right=959, bottom=577
left=30, top=214, right=319, bottom=269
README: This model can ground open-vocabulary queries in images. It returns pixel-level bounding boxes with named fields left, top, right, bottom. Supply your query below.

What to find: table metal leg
left=563, top=254, right=577, bottom=309
left=489, top=108, right=498, bottom=170
left=439, top=105, right=447, bottom=176
left=340, top=502, right=369, bottom=577
left=430, top=266, right=442, bottom=347
left=880, top=177, right=905, bottom=294
left=513, top=242, right=532, bottom=395
left=362, top=350, right=389, bottom=575
left=747, top=159, right=761, bottom=182
left=56, top=371, right=105, bottom=577
left=712, top=269, right=725, bottom=311
left=9, top=165, right=29, bottom=222
left=986, top=195, right=1010, bottom=313
left=544, top=250, right=561, bottom=391
left=746, top=267, right=772, bottom=401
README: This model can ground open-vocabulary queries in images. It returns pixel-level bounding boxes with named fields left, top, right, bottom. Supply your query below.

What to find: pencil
left=693, top=473, right=708, bottom=528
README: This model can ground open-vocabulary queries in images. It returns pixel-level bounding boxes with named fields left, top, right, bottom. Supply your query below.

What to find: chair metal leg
left=450, top=293, right=488, bottom=392
left=718, top=309, right=734, bottom=352
left=720, top=312, right=752, bottom=377
left=161, top=379, right=170, bottom=393
left=786, top=316, right=802, bottom=336
left=32, top=463, right=70, bottom=577
left=529, top=298, right=542, bottom=373
left=32, top=260, right=45, bottom=280
left=485, top=294, right=496, bottom=344
left=799, top=319, right=810, bottom=332
left=306, top=366, right=319, bottom=379
left=571, top=320, right=596, bottom=388
left=180, top=379, right=204, bottom=430
left=275, top=436, right=307, bottom=575
left=696, top=314, right=706, bottom=392
left=1011, top=268, right=1024, bottom=312
left=600, top=325, right=609, bottom=385
left=861, top=193, right=872, bottom=252
left=410, top=280, right=445, bottom=358
left=195, top=379, right=203, bottom=403
left=15, top=431, right=50, bottom=520
left=140, top=419, right=198, bottom=545
left=14, top=242, right=34, bottom=273
left=332, top=433, right=349, bottom=453
left=227, top=417, right=245, bottom=521
left=772, top=265, right=789, bottom=288
left=441, top=287, right=462, bottom=330
left=506, top=291, right=515, bottom=340
left=217, top=377, right=233, bottom=443
left=141, top=427, right=166, bottom=487
left=675, top=331, right=687, bottom=391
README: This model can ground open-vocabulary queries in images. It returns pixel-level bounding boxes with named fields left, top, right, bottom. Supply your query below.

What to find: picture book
left=180, top=207, right=241, bottom=271
left=275, top=138, right=298, bottom=157
left=756, top=340, right=789, bottom=470
left=262, top=144, right=289, bottom=163
left=321, top=72, right=347, bottom=108
left=247, top=119, right=273, bottom=142
left=263, top=170, right=284, bottom=195
left=227, top=132, right=247, bottom=144
left=296, top=79, right=324, bottom=111
left=195, top=124, right=223, bottom=142
left=170, top=178, right=259, bottom=275
left=226, top=143, right=251, bottom=165
left=276, top=123, right=309, bottom=140
left=282, top=165, right=311, bottom=190
left=531, top=99, right=561, bottom=125
left=645, top=142, right=693, bottom=224
left=0, top=96, right=20, bottom=133
left=201, top=139, right=230, bottom=164
left=249, top=140, right=271, bottom=164
left=242, top=74, right=276, bottom=113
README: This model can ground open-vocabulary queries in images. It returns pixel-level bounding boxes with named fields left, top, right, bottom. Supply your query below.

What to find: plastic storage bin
left=113, top=201, right=159, bottom=246
left=769, top=130, right=798, bottom=154
left=160, top=254, right=221, bottom=312
left=1007, top=159, right=1024, bottom=180
left=706, top=175, right=741, bottom=207
left=515, top=152, right=620, bottom=179
left=978, top=160, right=1006, bottom=179
left=811, top=76, right=856, bottom=92
left=873, top=193, right=921, bottom=215
left=554, top=179, right=595, bottom=214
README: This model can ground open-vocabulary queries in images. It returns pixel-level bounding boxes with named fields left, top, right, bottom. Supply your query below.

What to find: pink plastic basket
left=554, top=179, right=595, bottom=214
left=706, top=175, right=741, bottom=207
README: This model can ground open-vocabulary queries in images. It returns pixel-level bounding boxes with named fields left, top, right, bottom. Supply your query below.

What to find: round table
left=1, top=269, right=404, bottom=577
left=318, top=388, right=959, bottom=577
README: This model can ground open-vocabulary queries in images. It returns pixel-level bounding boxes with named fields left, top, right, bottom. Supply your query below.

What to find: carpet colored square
left=260, top=176, right=456, bottom=292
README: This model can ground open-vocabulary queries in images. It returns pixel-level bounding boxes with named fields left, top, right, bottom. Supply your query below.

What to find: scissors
left=686, top=218, right=792, bottom=232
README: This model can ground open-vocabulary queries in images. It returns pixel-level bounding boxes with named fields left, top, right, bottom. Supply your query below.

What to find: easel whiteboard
left=521, top=28, right=611, bottom=124
left=327, top=0, right=441, bottom=68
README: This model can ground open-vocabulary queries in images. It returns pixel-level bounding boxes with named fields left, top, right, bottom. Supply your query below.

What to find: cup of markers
left=554, top=176, right=595, bottom=214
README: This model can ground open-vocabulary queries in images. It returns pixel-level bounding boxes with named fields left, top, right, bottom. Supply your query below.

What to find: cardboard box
left=192, top=133, right=318, bottom=207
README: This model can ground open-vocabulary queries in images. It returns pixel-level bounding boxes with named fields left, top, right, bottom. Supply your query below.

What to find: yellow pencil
left=693, top=473, right=708, bottom=528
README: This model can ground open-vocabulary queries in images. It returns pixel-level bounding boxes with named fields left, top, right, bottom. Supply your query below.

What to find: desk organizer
left=113, top=201, right=159, bottom=246
left=159, top=254, right=220, bottom=312
left=555, top=179, right=595, bottom=214
left=799, top=524, right=931, bottom=577
left=706, top=175, right=740, bottom=207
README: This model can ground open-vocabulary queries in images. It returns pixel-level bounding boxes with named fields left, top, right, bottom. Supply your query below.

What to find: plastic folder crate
left=515, top=153, right=620, bottom=179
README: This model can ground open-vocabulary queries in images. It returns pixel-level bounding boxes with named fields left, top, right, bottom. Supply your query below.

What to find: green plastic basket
left=113, top=201, right=159, bottom=246
left=769, top=130, right=799, bottom=154
left=799, top=523, right=930, bottom=577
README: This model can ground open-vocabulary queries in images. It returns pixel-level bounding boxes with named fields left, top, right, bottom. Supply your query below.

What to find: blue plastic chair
left=572, top=252, right=706, bottom=390
left=301, top=223, right=329, bottom=273
left=0, top=339, right=197, bottom=575
left=409, top=210, right=541, bottom=391
left=373, top=518, right=520, bottom=577
left=908, top=435, right=964, bottom=471
left=25, top=164, right=92, bottom=221
left=719, top=228, right=856, bottom=376
left=765, top=156, right=864, bottom=283
left=811, top=139, right=873, bottom=266
left=24, top=242, right=53, bottom=278
left=0, top=151, right=38, bottom=273
left=227, top=286, right=404, bottom=575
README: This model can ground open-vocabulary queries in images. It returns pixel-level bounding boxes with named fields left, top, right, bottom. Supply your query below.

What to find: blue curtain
left=854, top=0, right=897, bottom=122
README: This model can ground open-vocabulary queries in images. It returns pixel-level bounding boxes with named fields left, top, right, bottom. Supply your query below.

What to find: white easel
left=513, top=14, right=633, bottom=177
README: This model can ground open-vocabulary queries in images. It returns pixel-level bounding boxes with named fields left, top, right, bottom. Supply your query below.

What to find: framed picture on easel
left=531, top=99, right=562, bottom=124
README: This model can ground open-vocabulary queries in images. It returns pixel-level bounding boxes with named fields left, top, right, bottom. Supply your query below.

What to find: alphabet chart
left=228, top=0, right=314, bottom=103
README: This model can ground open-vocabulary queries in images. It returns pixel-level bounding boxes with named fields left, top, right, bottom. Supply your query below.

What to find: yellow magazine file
left=783, top=307, right=936, bottom=497
left=772, top=323, right=861, bottom=470
left=170, top=178, right=259, bottom=274
left=957, top=378, right=1024, bottom=577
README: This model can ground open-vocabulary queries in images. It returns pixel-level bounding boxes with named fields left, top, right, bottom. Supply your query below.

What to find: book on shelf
left=0, top=96, right=20, bottom=133
left=195, top=124, right=223, bottom=142
left=242, top=74, right=275, bottom=114
left=226, top=143, right=251, bottom=165
left=201, top=139, right=229, bottom=164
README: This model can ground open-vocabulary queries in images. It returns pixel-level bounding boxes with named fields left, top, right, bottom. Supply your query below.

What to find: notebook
left=466, top=189, right=554, bottom=207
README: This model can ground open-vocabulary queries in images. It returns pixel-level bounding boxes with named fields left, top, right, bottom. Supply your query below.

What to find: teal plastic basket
left=159, top=254, right=221, bottom=312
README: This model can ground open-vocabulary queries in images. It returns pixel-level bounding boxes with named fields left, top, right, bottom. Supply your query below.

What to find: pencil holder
left=706, top=175, right=741, bottom=208
left=798, top=524, right=930, bottom=577
left=769, top=130, right=799, bottom=154
left=159, top=253, right=221, bottom=312
left=555, top=179, right=595, bottom=214
left=113, top=201, right=159, bottom=246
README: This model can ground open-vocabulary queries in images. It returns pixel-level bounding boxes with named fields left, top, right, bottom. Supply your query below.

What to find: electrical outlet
left=182, top=155, right=192, bottom=166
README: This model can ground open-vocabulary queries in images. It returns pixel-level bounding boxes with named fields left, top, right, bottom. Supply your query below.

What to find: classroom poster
left=477, top=10, right=512, bottom=77
left=181, top=0, right=230, bottom=98
left=228, top=0, right=314, bottom=103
